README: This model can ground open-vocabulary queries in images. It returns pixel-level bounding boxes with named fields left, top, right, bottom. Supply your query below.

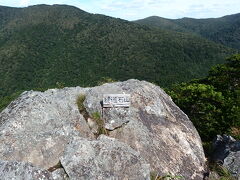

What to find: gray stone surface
left=0, top=79, right=206, bottom=179
left=84, top=79, right=206, bottom=179
left=212, top=135, right=240, bottom=179
left=212, top=135, right=237, bottom=163
left=0, top=159, right=53, bottom=180
left=60, top=135, right=150, bottom=180
left=206, top=171, right=220, bottom=180
left=0, top=87, right=94, bottom=169
left=224, top=151, right=240, bottom=179
left=52, top=168, right=69, bottom=180
left=102, top=107, right=130, bottom=130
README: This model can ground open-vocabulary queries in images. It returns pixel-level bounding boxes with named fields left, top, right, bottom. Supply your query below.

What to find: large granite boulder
left=84, top=79, right=206, bottom=179
left=212, top=135, right=240, bottom=178
left=0, top=79, right=206, bottom=179
left=60, top=135, right=150, bottom=180
left=0, top=87, right=94, bottom=169
left=0, top=160, right=53, bottom=180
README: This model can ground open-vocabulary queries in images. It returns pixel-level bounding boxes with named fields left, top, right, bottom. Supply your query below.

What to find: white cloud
left=19, top=0, right=30, bottom=6
left=95, top=0, right=240, bottom=20
left=0, top=0, right=239, bottom=20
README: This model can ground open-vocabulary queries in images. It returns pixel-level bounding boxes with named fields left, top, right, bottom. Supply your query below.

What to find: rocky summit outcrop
left=84, top=80, right=206, bottom=179
left=60, top=135, right=150, bottom=180
left=0, top=87, right=94, bottom=169
left=212, top=135, right=240, bottom=179
left=0, top=79, right=206, bottom=179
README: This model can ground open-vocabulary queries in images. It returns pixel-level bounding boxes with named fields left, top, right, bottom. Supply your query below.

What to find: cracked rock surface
left=0, top=87, right=94, bottom=169
left=60, top=135, right=150, bottom=180
left=0, top=79, right=206, bottom=179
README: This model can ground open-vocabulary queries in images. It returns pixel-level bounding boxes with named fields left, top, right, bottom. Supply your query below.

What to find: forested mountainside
left=135, top=13, right=240, bottom=49
left=0, top=4, right=236, bottom=98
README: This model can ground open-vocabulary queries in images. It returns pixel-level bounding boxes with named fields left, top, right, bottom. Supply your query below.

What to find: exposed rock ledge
left=212, top=135, right=240, bottom=179
left=0, top=79, right=206, bottom=179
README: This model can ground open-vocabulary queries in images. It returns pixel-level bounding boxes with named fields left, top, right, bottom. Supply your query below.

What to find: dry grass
left=91, top=112, right=108, bottom=136
left=230, top=127, right=240, bottom=139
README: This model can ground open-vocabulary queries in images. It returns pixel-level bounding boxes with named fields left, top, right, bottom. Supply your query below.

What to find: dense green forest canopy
left=135, top=13, right=240, bottom=50
left=0, top=4, right=237, bottom=100
left=167, top=54, right=240, bottom=141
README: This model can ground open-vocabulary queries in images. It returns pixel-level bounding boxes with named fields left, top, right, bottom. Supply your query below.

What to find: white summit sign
left=103, top=94, right=131, bottom=107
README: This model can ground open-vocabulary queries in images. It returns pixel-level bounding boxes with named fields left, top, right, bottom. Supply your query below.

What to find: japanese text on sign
left=103, top=94, right=130, bottom=107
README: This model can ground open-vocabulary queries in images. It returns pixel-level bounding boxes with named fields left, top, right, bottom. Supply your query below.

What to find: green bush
left=97, top=77, right=116, bottom=86
left=0, top=91, right=23, bottom=112
left=167, top=54, right=240, bottom=141
left=55, top=82, right=65, bottom=89
left=168, top=83, right=226, bottom=141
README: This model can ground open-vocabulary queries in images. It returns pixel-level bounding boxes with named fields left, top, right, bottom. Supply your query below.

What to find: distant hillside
left=0, top=5, right=236, bottom=97
left=135, top=13, right=240, bottom=49
left=134, top=16, right=189, bottom=33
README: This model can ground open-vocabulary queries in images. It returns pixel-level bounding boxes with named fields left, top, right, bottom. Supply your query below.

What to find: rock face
left=102, top=107, right=130, bottom=130
left=52, top=168, right=69, bottom=180
left=0, top=160, right=53, bottom=180
left=60, top=135, right=150, bottom=180
left=0, top=79, right=206, bottom=179
left=84, top=80, right=206, bottom=179
left=224, top=151, right=240, bottom=179
left=0, top=88, right=94, bottom=169
left=212, top=135, right=240, bottom=178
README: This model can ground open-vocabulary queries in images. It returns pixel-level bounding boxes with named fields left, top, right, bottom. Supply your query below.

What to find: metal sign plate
left=103, top=94, right=130, bottom=107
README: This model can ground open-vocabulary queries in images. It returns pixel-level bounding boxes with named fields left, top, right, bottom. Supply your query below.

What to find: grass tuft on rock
left=150, top=172, right=183, bottom=180
left=76, top=94, right=88, bottom=120
left=76, top=95, right=108, bottom=136
left=91, top=112, right=108, bottom=136
left=209, top=163, right=236, bottom=180
left=76, top=94, right=85, bottom=112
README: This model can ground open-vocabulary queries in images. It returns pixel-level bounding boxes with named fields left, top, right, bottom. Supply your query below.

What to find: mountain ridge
left=135, top=13, right=240, bottom=49
left=0, top=4, right=236, bottom=98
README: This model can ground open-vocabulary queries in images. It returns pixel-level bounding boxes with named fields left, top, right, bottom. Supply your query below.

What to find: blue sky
left=0, top=0, right=239, bottom=20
